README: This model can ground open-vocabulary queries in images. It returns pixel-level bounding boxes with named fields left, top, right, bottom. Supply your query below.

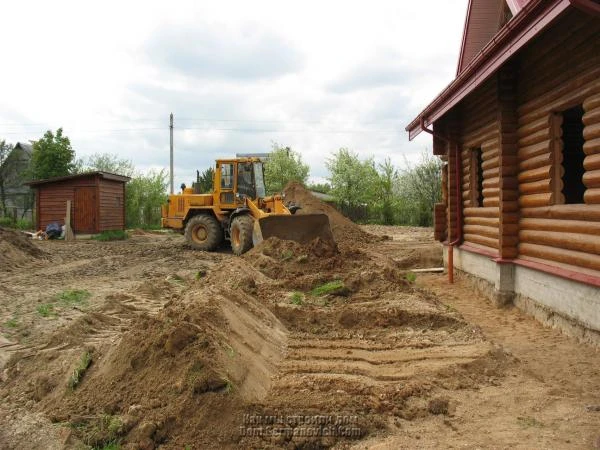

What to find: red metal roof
left=457, top=0, right=506, bottom=75
left=406, top=0, right=574, bottom=140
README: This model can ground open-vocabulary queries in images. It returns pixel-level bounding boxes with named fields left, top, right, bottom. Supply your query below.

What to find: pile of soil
left=0, top=231, right=512, bottom=449
left=3, top=278, right=286, bottom=449
left=283, top=182, right=379, bottom=248
left=0, top=227, right=46, bottom=271
left=245, top=236, right=409, bottom=298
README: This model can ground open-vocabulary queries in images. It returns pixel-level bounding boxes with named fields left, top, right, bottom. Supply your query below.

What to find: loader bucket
left=252, top=214, right=335, bottom=246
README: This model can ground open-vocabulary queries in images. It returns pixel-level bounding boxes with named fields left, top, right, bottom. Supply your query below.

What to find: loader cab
left=214, top=158, right=266, bottom=209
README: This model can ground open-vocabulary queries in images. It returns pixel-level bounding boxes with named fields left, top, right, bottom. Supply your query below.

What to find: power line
left=0, top=117, right=401, bottom=127
left=2, top=126, right=401, bottom=135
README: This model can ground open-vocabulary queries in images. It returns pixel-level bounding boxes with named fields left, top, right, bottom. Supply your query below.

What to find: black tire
left=184, top=214, right=223, bottom=251
left=230, top=215, right=254, bottom=255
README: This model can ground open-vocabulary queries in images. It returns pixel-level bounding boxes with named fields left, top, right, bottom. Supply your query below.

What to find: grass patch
left=405, top=272, right=417, bottom=283
left=290, top=292, right=304, bottom=305
left=223, top=378, right=234, bottom=394
left=516, top=416, right=544, bottom=428
left=167, top=274, right=186, bottom=285
left=92, top=230, right=129, bottom=241
left=0, top=217, right=33, bottom=230
left=95, top=441, right=121, bottom=450
left=56, top=289, right=91, bottom=306
left=311, top=280, right=346, bottom=297
left=81, top=414, right=122, bottom=448
left=4, top=317, right=18, bottom=328
left=67, top=351, right=92, bottom=390
left=37, top=303, right=55, bottom=317
left=296, top=254, right=309, bottom=263
left=222, top=343, right=236, bottom=359
left=281, top=249, right=294, bottom=261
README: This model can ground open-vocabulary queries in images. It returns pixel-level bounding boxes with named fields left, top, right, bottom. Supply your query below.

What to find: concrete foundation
left=444, top=245, right=600, bottom=346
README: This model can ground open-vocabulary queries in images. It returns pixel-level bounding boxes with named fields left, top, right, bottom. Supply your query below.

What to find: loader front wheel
left=230, top=215, right=254, bottom=255
left=185, top=214, right=223, bottom=251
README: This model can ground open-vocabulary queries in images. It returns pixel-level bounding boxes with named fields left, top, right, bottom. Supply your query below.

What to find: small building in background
left=0, top=142, right=34, bottom=221
left=26, top=172, right=130, bottom=234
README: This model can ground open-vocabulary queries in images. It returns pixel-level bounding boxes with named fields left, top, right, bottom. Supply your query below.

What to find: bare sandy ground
left=0, top=227, right=598, bottom=449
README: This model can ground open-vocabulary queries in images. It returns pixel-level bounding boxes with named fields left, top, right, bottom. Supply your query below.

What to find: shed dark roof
left=25, top=171, right=130, bottom=186
left=14, top=142, right=33, bottom=155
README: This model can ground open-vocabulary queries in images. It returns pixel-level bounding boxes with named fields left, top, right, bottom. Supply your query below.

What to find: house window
left=470, top=148, right=484, bottom=207
left=554, top=105, right=585, bottom=204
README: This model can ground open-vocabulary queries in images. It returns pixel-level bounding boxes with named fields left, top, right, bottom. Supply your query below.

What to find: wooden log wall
left=434, top=163, right=449, bottom=242
left=439, top=112, right=461, bottom=243
left=497, top=63, right=519, bottom=259
left=583, top=92, right=600, bottom=204
left=516, top=10, right=600, bottom=271
left=459, top=77, right=500, bottom=252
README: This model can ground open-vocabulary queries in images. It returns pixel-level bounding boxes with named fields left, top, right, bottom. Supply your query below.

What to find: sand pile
left=0, top=226, right=46, bottom=271
left=245, top=236, right=413, bottom=307
left=0, top=228, right=511, bottom=449
left=283, top=182, right=379, bottom=248
left=5, top=267, right=287, bottom=449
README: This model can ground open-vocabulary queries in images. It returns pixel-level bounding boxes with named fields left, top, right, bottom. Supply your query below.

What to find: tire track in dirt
left=269, top=321, right=492, bottom=406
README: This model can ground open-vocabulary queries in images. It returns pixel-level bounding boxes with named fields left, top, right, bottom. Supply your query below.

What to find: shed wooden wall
left=36, top=175, right=127, bottom=234
left=459, top=77, right=501, bottom=254
left=516, top=10, right=600, bottom=272
left=98, top=178, right=126, bottom=231
left=36, top=175, right=98, bottom=232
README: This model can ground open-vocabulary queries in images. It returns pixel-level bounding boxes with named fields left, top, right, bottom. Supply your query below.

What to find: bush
left=0, top=217, right=33, bottom=230
left=125, top=169, right=168, bottom=228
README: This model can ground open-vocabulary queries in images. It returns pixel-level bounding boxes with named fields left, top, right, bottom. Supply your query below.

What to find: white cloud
left=0, top=0, right=467, bottom=188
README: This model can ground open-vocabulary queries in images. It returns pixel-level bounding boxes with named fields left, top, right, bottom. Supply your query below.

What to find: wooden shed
left=406, top=0, right=600, bottom=342
left=27, top=172, right=130, bottom=234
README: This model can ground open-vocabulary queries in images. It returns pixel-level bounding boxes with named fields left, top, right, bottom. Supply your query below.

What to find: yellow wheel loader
left=161, top=157, right=334, bottom=255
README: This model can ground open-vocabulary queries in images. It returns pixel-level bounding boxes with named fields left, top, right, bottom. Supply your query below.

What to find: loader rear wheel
left=230, top=215, right=254, bottom=255
left=185, top=214, right=223, bottom=251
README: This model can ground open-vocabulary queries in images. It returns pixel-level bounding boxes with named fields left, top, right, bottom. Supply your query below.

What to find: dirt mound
left=2, top=285, right=286, bottom=449
left=245, top=236, right=390, bottom=295
left=0, top=226, right=46, bottom=271
left=283, top=182, right=379, bottom=248
left=0, top=231, right=515, bottom=449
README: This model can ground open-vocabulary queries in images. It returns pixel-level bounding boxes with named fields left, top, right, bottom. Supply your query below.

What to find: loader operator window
left=221, top=163, right=234, bottom=189
left=253, top=162, right=266, bottom=198
left=237, top=163, right=255, bottom=198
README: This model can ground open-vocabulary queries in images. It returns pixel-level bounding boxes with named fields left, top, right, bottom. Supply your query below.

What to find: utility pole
left=169, top=112, right=174, bottom=194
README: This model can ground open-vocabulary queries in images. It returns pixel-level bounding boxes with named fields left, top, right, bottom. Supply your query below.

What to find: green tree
left=306, top=182, right=332, bottom=194
left=83, top=153, right=135, bottom=177
left=196, top=167, right=214, bottom=193
left=377, top=157, right=398, bottom=225
left=396, top=151, right=443, bottom=226
left=0, top=140, right=14, bottom=216
left=125, top=169, right=168, bottom=228
left=29, top=128, right=75, bottom=180
left=326, top=148, right=379, bottom=212
left=264, top=144, right=310, bottom=194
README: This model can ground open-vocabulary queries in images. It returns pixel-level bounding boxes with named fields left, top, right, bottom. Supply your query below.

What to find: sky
left=0, top=0, right=467, bottom=189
